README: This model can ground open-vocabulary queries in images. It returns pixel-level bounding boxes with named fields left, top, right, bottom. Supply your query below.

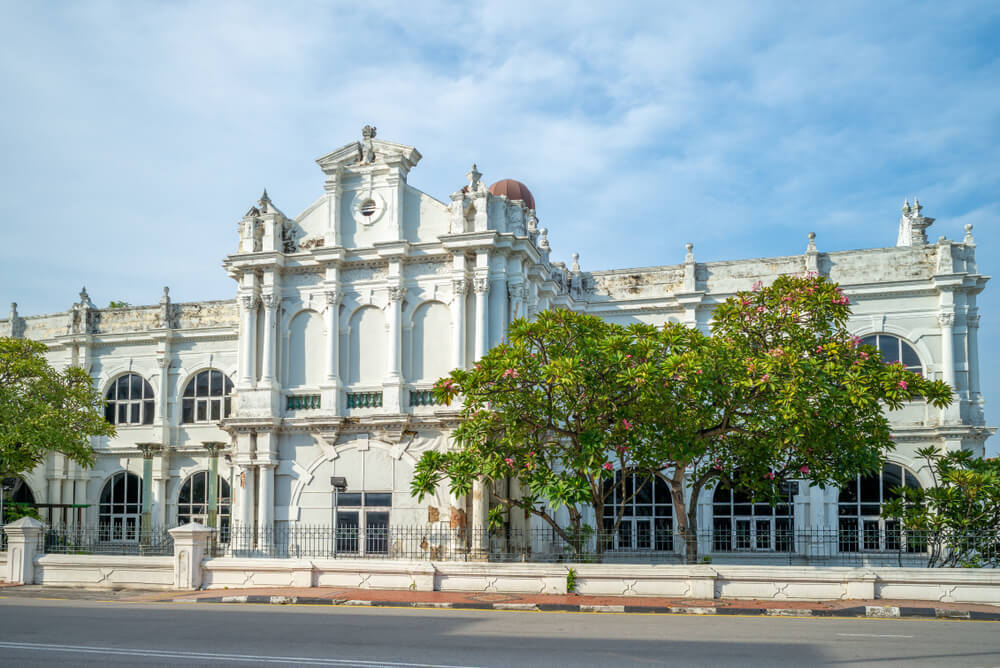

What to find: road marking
left=0, top=641, right=481, bottom=667
left=837, top=633, right=914, bottom=639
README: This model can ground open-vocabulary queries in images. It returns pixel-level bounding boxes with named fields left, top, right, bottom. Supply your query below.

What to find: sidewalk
left=5, top=584, right=997, bottom=620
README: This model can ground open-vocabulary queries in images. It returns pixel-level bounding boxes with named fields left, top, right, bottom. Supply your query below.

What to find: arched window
left=177, top=471, right=232, bottom=538
left=713, top=480, right=797, bottom=552
left=99, top=472, right=142, bottom=541
left=600, top=472, right=673, bottom=551
left=1, top=477, right=36, bottom=523
left=861, top=334, right=922, bottom=375
left=182, top=370, right=234, bottom=423
left=104, top=374, right=154, bottom=425
left=838, top=462, right=921, bottom=552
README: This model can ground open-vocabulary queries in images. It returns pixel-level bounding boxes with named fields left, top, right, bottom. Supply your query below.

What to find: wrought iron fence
left=41, top=525, right=175, bottom=556
left=0, top=527, right=7, bottom=552
left=212, top=524, right=1000, bottom=567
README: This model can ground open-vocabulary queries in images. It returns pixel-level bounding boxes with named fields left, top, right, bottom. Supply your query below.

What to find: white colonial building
left=1, top=127, right=993, bottom=559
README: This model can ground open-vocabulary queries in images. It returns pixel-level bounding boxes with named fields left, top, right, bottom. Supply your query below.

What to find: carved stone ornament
left=262, top=293, right=276, bottom=310
left=507, top=284, right=527, bottom=300
left=473, top=277, right=490, bottom=294
left=968, top=313, right=981, bottom=327
left=938, top=312, right=956, bottom=328
left=241, top=294, right=259, bottom=310
left=452, top=279, right=468, bottom=296
left=388, top=286, right=406, bottom=302
left=325, top=289, right=341, bottom=306
left=358, top=125, right=377, bottom=164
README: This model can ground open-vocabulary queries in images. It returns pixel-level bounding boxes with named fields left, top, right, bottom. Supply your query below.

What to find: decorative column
left=203, top=442, right=225, bottom=530
left=236, top=463, right=255, bottom=530
left=137, top=443, right=160, bottom=536
left=260, top=293, right=276, bottom=385
left=3, top=517, right=45, bottom=585
left=386, top=286, right=404, bottom=381
left=168, top=523, right=215, bottom=590
left=324, top=289, right=341, bottom=383
left=451, top=279, right=467, bottom=370
left=939, top=312, right=956, bottom=389
left=473, top=276, right=490, bottom=361
left=967, top=311, right=981, bottom=399
left=257, top=463, right=275, bottom=550
left=239, top=294, right=259, bottom=386
left=471, top=480, right=488, bottom=559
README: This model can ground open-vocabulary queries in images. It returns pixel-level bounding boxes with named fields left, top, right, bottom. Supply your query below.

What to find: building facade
left=1, top=128, right=993, bottom=557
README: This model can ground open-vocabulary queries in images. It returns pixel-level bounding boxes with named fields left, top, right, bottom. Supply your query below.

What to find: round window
left=360, top=199, right=377, bottom=217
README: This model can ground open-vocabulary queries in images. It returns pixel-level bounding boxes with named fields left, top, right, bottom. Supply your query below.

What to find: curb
left=168, top=596, right=1000, bottom=620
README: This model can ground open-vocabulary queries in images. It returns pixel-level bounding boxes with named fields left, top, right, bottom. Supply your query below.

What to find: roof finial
left=902, top=199, right=911, bottom=214
left=466, top=164, right=482, bottom=190
left=539, top=227, right=550, bottom=252
left=912, top=196, right=922, bottom=215
left=685, top=242, right=694, bottom=263
left=807, top=231, right=817, bottom=252
left=571, top=253, right=580, bottom=272
left=964, top=224, right=975, bottom=244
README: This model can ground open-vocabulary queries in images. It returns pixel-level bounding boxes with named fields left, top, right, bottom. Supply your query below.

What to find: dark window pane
left=775, top=504, right=791, bottom=517
left=860, top=504, right=882, bottom=516
left=105, top=403, right=115, bottom=424
left=130, top=402, right=140, bottom=424
left=861, top=335, right=877, bottom=347
left=117, top=376, right=130, bottom=399
left=635, top=480, right=653, bottom=505
left=904, top=471, right=921, bottom=490
left=839, top=479, right=858, bottom=504
left=210, top=400, right=221, bottom=421
left=878, top=336, right=899, bottom=364
left=655, top=502, right=673, bottom=517
left=192, top=472, right=206, bottom=503
left=196, top=400, right=207, bottom=422
left=366, top=511, right=389, bottom=530
left=713, top=484, right=731, bottom=503
left=118, top=403, right=128, bottom=423
left=196, top=371, right=210, bottom=397
left=882, top=464, right=903, bottom=500
left=210, top=371, right=223, bottom=396
left=130, top=374, right=143, bottom=400
left=839, top=518, right=859, bottom=552
left=713, top=518, right=732, bottom=552
left=714, top=503, right=731, bottom=517
left=734, top=504, right=752, bottom=516
left=654, top=517, right=673, bottom=551
left=364, top=493, right=392, bottom=507
left=653, top=478, right=670, bottom=506
left=106, top=384, right=116, bottom=400
left=634, top=505, right=652, bottom=517
left=224, top=397, right=232, bottom=417
left=179, top=478, right=191, bottom=504
left=183, top=379, right=195, bottom=397
left=859, top=473, right=880, bottom=502
left=754, top=503, right=772, bottom=516
left=901, top=343, right=920, bottom=369
left=338, top=493, right=362, bottom=507
left=143, top=401, right=154, bottom=424
left=182, top=399, right=194, bottom=423
left=637, top=521, right=651, bottom=549
left=223, top=375, right=234, bottom=394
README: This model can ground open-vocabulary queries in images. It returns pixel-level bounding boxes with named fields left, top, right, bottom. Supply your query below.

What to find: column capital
left=473, top=277, right=490, bottom=294
left=202, top=441, right=227, bottom=456
left=261, top=292, right=277, bottom=310
left=136, top=442, right=161, bottom=459
left=325, top=288, right=342, bottom=306
left=240, top=294, right=260, bottom=310
left=453, top=278, right=468, bottom=296
left=967, top=313, right=980, bottom=327
left=388, top=286, right=406, bottom=302
left=938, top=312, right=956, bottom=328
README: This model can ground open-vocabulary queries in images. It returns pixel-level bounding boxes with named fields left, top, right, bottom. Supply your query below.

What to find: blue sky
left=1, top=2, right=998, bottom=443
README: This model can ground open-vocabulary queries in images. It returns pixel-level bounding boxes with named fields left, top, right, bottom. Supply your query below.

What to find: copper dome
left=488, top=179, right=535, bottom=210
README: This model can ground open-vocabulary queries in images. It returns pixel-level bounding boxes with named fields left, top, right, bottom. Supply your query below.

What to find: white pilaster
left=260, top=293, right=276, bottom=385
left=239, top=294, right=259, bottom=386
left=386, top=286, right=404, bottom=381
left=257, top=464, right=275, bottom=530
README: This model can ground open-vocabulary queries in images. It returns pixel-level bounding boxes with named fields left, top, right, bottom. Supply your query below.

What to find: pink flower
left=622, top=419, right=633, bottom=430
left=816, top=345, right=823, bottom=353
left=695, top=369, right=703, bottom=375
left=527, top=451, right=535, bottom=457
left=626, top=354, right=632, bottom=359
left=761, top=373, right=771, bottom=382
left=752, top=280, right=763, bottom=292
left=799, top=465, right=810, bottom=475
left=603, top=462, right=613, bottom=471
left=504, top=457, right=514, bottom=468
left=765, top=471, right=775, bottom=480
left=860, top=351, right=869, bottom=360
left=756, top=306, right=766, bottom=313
left=898, top=380, right=908, bottom=389
left=502, top=368, right=519, bottom=379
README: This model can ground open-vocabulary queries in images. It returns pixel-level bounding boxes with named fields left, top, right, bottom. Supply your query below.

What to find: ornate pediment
left=315, top=127, right=421, bottom=175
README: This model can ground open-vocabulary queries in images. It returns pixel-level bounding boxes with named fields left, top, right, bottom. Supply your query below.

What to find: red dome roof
left=488, top=179, right=535, bottom=210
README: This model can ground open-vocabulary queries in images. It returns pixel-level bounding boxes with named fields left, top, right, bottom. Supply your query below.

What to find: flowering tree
left=632, top=274, right=952, bottom=561
left=412, top=275, right=952, bottom=561
left=0, top=337, right=114, bottom=479
left=883, top=447, right=1000, bottom=567
left=410, top=309, right=679, bottom=554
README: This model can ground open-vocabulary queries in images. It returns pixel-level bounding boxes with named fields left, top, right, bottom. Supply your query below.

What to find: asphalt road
left=1, top=596, right=998, bottom=667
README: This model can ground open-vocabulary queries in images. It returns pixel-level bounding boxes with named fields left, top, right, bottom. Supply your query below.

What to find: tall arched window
left=838, top=462, right=921, bottom=552
left=861, top=334, right=922, bottom=375
left=713, top=480, right=797, bottom=552
left=182, top=370, right=234, bottom=423
left=99, top=472, right=142, bottom=541
left=104, top=374, right=155, bottom=425
left=177, top=471, right=232, bottom=537
left=1, top=477, right=36, bottom=523
left=600, top=472, right=673, bottom=551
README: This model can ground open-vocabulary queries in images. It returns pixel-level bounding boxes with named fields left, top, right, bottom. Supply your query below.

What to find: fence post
left=169, top=522, right=216, bottom=590
left=3, top=516, right=45, bottom=585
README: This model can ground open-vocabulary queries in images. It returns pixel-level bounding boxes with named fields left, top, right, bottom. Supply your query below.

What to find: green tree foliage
left=412, top=275, right=952, bottom=561
left=0, top=337, right=114, bottom=478
left=107, top=300, right=131, bottom=309
left=883, top=447, right=1000, bottom=567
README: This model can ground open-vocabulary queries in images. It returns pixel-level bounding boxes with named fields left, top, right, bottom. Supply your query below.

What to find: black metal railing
left=210, top=525, right=999, bottom=567
left=41, top=525, right=175, bottom=556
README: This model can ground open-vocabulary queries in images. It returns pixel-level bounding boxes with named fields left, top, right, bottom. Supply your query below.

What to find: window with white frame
left=181, top=370, right=234, bottom=423
left=334, top=492, right=392, bottom=555
left=860, top=334, right=922, bottom=375
left=177, top=471, right=231, bottom=539
left=713, top=480, right=797, bottom=552
left=600, top=472, right=673, bottom=551
left=104, top=374, right=155, bottom=425
left=99, top=471, right=142, bottom=541
left=838, top=462, right=922, bottom=552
